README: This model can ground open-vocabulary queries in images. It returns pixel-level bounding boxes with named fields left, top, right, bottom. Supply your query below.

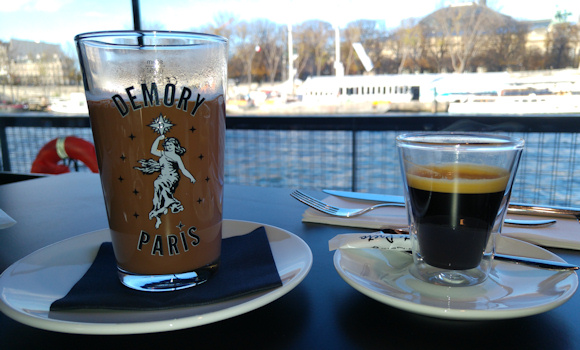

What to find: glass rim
left=74, top=30, right=228, bottom=45
left=396, top=132, right=524, bottom=148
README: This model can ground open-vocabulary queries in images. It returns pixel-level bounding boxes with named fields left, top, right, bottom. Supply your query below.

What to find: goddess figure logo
left=134, top=114, right=196, bottom=229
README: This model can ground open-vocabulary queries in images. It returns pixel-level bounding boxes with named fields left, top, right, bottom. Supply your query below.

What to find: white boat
left=448, top=86, right=580, bottom=114
left=49, top=93, right=89, bottom=114
left=227, top=69, right=580, bottom=114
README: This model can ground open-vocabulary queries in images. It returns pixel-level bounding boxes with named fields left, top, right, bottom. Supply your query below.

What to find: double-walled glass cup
left=75, top=31, right=227, bottom=292
left=397, top=133, right=524, bottom=287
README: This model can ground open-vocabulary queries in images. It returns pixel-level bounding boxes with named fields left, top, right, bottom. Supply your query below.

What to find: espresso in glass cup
left=396, top=133, right=524, bottom=286
left=75, top=31, right=227, bottom=291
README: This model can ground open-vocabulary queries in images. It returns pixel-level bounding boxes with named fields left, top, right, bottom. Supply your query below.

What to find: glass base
left=118, top=262, right=219, bottom=292
left=410, top=260, right=489, bottom=287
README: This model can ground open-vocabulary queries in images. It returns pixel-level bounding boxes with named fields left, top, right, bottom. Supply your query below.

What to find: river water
left=5, top=126, right=580, bottom=207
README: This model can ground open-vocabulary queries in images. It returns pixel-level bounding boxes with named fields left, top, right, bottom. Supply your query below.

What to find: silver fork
left=291, top=190, right=404, bottom=217
left=290, top=190, right=556, bottom=227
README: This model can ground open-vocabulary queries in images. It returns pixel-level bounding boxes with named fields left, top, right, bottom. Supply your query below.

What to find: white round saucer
left=334, top=235, right=578, bottom=320
left=0, top=220, right=312, bottom=334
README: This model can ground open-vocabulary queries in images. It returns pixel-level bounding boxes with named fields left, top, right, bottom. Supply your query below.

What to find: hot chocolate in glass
left=75, top=31, right=227, bottom=291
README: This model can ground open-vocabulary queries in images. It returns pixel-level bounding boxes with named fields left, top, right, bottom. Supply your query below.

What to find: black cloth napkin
left=50, top=226, right=282, bottom=311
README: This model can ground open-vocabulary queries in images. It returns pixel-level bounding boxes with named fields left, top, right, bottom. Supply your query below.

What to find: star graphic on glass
left=149, top=114, right=174, bottom=135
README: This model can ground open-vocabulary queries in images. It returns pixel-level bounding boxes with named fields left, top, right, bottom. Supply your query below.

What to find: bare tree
left=197, top=12, right=238, bottom=40
left=420, top=20, right=450, bottom=72
left=294, top=20, right=333, bottom=78
left=422, top=3, right=506, bottom=73
left=292, top=30, right=312, bottom=79
left=523, top=47, right=547, bottom=70
left=545, top=22, right=579, bottom=69
left=194, top=12, right=243, bottom=82
left=478, top=21, right=528, bottom=71
left=223, top=20, right=264, bottom=89
left=392, top=18, right=425, bottom=73
left=361, top=21, right=389, bottom=74
left=342, top=20, right=387, bottom=74
left=254, top=19, right=286, bottom=83
left=342, top=23, right=364, bottom=75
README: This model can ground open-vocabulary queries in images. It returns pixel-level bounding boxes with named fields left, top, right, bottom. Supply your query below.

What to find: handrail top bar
left=3, top=112, right=580, bottom=118
left=1, top=112, right=580, bottom=132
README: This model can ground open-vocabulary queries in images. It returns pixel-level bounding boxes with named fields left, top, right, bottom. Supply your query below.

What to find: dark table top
left=1, top=173, right=580, bottom=349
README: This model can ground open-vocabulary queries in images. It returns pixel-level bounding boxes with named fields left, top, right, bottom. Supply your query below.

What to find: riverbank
left=0, top=85, right=84, bottom=111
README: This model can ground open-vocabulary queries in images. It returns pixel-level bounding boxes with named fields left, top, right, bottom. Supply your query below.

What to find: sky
left=1, top=0, right=580, bottom=52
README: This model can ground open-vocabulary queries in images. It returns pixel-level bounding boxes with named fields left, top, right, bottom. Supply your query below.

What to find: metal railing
left=1, top=112, right=580, bottom=207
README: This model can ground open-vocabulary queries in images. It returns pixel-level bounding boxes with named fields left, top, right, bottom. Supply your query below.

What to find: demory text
left=112, top=83, right=206, bottom=117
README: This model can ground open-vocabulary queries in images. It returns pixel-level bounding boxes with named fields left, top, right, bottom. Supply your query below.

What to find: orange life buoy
left=31, top=136, right=99, bottom=174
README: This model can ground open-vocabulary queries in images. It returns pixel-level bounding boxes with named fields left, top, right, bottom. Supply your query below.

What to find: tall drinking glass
left=75, top=31, right=227, bottom=292
left=397, top=133, right=524, bottom=286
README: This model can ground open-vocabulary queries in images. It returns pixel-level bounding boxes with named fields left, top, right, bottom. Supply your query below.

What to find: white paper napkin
left=0, top=208, right=16, bottom=229
left=301, top=196, right=580, bottom=250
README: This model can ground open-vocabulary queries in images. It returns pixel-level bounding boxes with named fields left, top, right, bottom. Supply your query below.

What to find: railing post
left=351, top=117, right=357, bottom=192
left=0, top=119, right=11, bottom=171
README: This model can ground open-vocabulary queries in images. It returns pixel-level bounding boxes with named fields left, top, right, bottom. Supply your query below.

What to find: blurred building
left=390, top=1, right=580, bottom=73
left=0, top=39, right=75, bottom=86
